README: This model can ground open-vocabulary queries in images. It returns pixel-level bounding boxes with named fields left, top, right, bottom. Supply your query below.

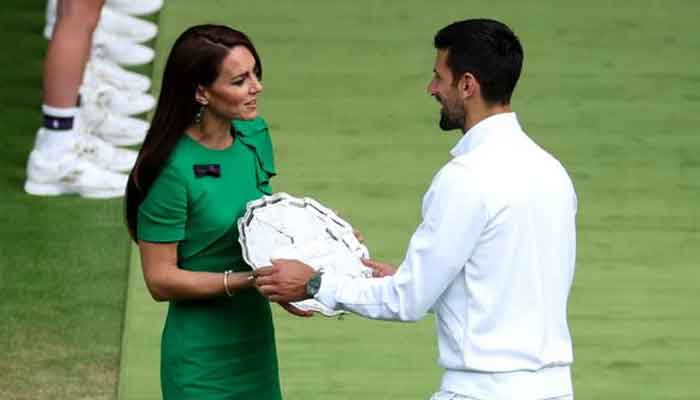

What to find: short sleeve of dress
left=137, top=165, right=188, bottom=242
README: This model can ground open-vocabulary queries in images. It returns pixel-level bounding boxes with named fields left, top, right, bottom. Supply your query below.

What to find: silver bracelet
left=223, top=270, right=234, bottom=297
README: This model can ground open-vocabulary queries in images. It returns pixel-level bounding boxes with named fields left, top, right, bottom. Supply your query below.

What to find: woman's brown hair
left=125, top=24, right=262, bottom=240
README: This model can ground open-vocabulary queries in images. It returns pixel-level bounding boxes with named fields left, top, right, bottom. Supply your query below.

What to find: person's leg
left=35, top=0, right=105, bottom=157
left=25, top=0, right=128, bottom=198
left=43, top=0, right=104, bottom=108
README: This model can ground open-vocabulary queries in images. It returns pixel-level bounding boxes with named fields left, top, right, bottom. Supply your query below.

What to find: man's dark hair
left=434, top=19, right=523, bottom=105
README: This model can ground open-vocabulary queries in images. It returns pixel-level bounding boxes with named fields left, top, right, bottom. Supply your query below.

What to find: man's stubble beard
left=438, top=102, right=465, bottom=132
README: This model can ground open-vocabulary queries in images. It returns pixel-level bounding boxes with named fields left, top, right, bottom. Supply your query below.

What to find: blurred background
left=1, top=0, right=699, bottom=399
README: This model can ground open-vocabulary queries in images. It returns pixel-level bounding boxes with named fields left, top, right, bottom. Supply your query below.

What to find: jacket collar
left=450, top=112, right=522, bottom=157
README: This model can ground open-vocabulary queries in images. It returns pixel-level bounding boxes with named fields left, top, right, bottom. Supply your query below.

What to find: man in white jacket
left=256, top=18, right=577, bottom=400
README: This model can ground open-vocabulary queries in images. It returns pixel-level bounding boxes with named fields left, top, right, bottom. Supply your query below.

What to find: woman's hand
left=333, top=209, right=365, bottom=244
left=279, top=302, right=314, bottom=318
left=139, top=240, right=260, bottom=301
left=361, top=258, right=397, bottom=277
left=353, top=229, right=365, bottom=244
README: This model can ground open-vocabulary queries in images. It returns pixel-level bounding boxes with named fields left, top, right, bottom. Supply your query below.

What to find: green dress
left=137, top=117, right=282, bottom=400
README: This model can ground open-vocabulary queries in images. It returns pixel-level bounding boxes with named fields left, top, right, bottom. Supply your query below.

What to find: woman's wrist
left=238, top=271, right=255, bottom=289
left=223, top=270, right=256, bottom=296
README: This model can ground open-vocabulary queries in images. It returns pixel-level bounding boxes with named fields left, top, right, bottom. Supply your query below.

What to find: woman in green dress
left=124, top=25, right=310, bottom=399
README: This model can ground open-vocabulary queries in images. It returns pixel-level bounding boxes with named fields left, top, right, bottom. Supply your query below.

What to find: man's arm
left=257, top=164, right=488, bottom=321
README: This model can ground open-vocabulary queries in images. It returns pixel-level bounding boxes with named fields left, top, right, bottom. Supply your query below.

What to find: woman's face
left=198, top=46, right=262, bottom=121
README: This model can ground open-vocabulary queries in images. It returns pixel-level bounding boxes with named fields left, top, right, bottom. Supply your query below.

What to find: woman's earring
left=195, top=106, right=203, bottom=124
left=195, top=102, right=207, bottom=124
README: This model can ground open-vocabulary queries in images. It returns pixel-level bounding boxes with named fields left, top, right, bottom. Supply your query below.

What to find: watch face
left=307, top=273, right=322, bottom=297
left=238, top=192, right=372, bottom=316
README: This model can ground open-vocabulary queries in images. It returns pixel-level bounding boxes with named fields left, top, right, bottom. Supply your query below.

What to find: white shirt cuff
left=314, top=272, right=339, bottom=310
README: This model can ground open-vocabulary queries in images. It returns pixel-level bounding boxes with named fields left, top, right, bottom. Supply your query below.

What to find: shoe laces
left=75, top=133, right=112, bottom=159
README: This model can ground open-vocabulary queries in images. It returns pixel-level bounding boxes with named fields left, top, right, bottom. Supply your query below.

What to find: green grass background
left=2, top=0, right=700, bottom=399
left=0, top=1, right=131, bottom=399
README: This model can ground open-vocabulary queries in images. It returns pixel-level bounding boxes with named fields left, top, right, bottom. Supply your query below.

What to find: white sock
left=42, top=104, right=79, bottom=119
left=35, top=104, right=79, bottom=156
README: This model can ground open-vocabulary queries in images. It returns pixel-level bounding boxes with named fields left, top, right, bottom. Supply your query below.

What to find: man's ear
left=195, top=85, right=209, bottom=106
left=458, top=72, right=478, bottom=100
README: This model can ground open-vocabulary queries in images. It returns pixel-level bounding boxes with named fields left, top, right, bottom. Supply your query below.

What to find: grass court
left=1, top=0, right=699, bottom=399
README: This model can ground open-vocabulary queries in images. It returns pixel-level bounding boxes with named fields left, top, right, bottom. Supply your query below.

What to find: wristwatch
left=305, top=271, right=323, bottom=298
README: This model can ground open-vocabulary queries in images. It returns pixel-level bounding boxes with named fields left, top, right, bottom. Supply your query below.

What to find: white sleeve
left=315, top=164, right=488, bottom=321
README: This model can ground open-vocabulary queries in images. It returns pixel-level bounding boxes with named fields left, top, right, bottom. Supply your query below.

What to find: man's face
left=427, top=49, right=465, bottom=132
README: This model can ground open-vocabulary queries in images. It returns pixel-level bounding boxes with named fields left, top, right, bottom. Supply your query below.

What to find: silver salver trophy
left=238, top=192, right=372, bottom=316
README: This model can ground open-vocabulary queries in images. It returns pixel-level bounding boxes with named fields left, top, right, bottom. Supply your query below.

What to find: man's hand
left=255, top=259, right=316, bottom=303
left=361, top=258, right=397, bottom=277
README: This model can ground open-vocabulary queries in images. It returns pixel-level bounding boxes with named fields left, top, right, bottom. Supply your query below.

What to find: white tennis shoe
left=75, top=132, right=137, bottom=173
left=31, top=124, right=138, bottom=173
left=85, top=58, right=151, bottom=93
left=80, top=82, right=155, bottom=117
left=106, top=0, right=163, bottom=16
left=44, top=0, right=56, bottom=27
left=91, top=32, right=155, bottom=66
left=43, top=26, right=156, bottom=66
left=44, top=2, right=157, bottom=44
left=99, top=6, right=158, bottom=44
left=81, top=103, right=149, bottom=147
left=25, top=130, right=129, bottom=199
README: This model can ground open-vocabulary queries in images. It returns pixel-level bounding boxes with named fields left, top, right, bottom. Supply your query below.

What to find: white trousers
left=430, top=391, right=573, bottom=400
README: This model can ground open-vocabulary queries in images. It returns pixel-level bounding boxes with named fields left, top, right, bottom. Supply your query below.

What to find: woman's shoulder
left=159, top=135, right=195, bottom=177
